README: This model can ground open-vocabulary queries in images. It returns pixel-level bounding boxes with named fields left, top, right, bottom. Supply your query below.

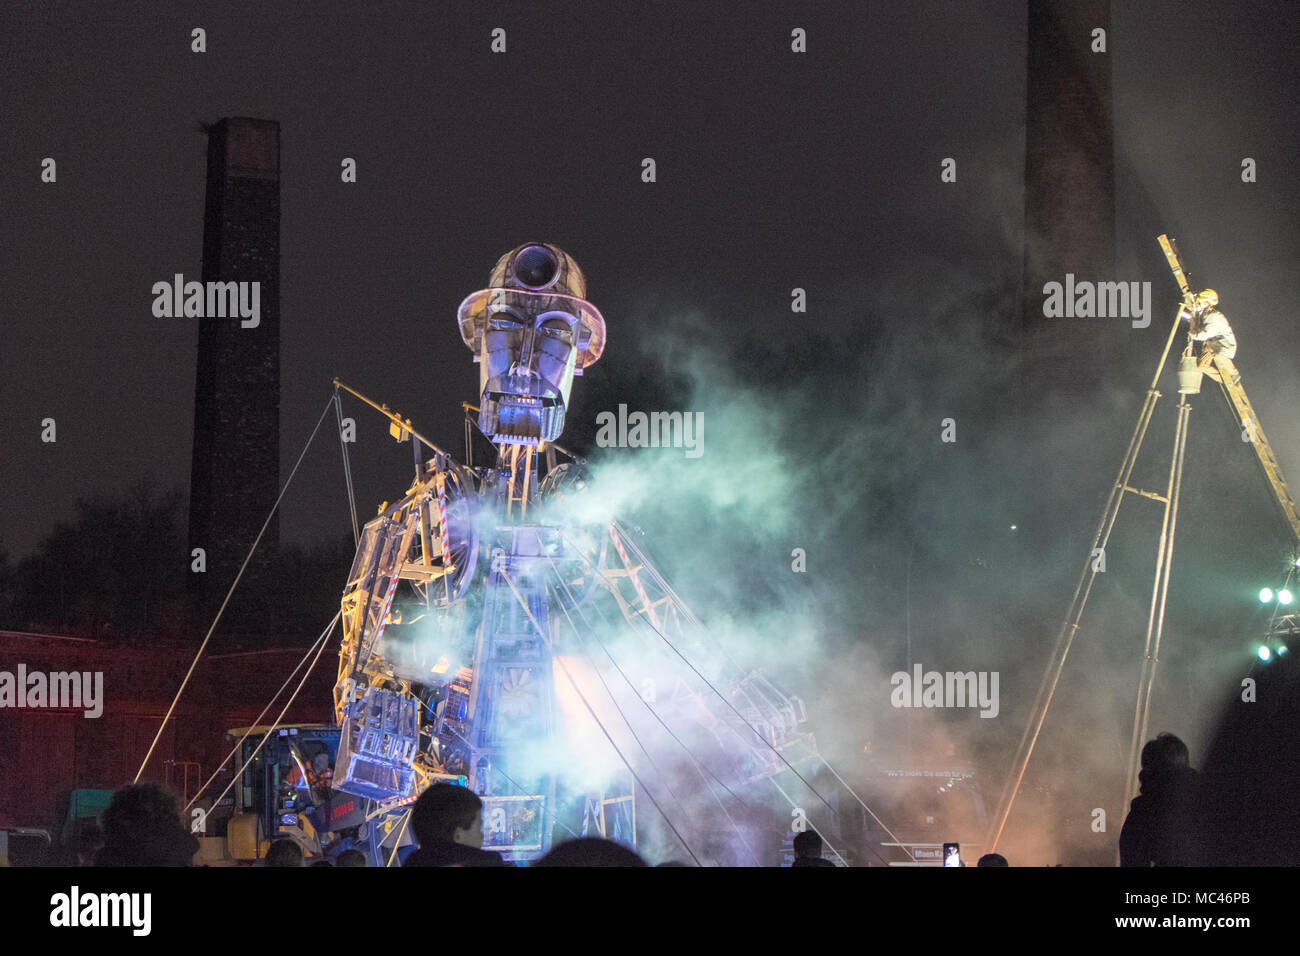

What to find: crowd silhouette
left=28, top=645, right=1294, bottom=868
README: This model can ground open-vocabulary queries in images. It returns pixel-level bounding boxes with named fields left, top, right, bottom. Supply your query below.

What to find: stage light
left=1278, top=645, right=1289, bottom=656
left=1257, top=645, right=1272, bottom=662
left=1279, top=589, right=1294, bottom=605
left=1259, top=588, right=1274, bottom=603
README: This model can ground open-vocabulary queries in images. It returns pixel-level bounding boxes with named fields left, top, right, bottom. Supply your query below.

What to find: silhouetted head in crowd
left=789, top=829, right=837, bottom=867
left=977, top=853, right=1009, bottom=867
left=94, top=783, right=199, bottom=867
left=1120, top=731, right=1206, bottom=867
left=410, top=783, right=484, bottom=848
left=336, top=849, right=367, bottom=867
left=792, top=830, right=823, bottom=859
left=265, top=839, right=304, bottom=867
left=534, top=838, right=647, bottom=867
left=1141, top=732, right=1190, bottom=772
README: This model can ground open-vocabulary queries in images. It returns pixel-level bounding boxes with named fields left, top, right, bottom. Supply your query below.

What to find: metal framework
left=987, top=235, right=1300, bottom=852
left=327, top=244, right=834, bottom=865
left=327, top=399, right=832, bottom=862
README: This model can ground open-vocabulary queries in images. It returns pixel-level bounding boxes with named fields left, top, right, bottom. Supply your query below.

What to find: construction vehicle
left=192, top=724, right=361, bottom=865
left=0, top=790, right=111, bottom=867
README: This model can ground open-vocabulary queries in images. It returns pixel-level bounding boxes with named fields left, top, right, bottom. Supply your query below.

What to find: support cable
left=135, top=393, right=337, bottom=782
left=183, top=612, right=339, bottom=812
left=564, top=527, right=904, bottom=864
left=561, top=530, right=840, bottom=822
left=545, top=562, right=760, bottom=865
left=198, top=614, right=338, bottom=824
left=547, top=557, right=768, bottom=866
left=498, top=568, right=702, bottom=866
left=335, top=390, right=360, bottom=546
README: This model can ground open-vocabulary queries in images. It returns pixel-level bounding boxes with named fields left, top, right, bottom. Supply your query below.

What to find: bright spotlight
left=1278, top=644, right=1289, bottom=656
left=1257, top=645, right=1272, bottom=662
left=1280, top=589, right=1294, bottom=605
left=1260, top=588, right=1275, bottom=603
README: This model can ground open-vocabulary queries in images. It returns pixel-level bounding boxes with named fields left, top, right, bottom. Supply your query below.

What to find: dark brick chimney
left=188, top=118, right=281, bottom=600
left=1022, top=0, right=1115, bottom=395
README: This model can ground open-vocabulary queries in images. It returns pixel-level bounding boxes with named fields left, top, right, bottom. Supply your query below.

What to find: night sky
left=4, top=2, right=1297, bottom=558
left=3, top=1, right=1300, bottom=863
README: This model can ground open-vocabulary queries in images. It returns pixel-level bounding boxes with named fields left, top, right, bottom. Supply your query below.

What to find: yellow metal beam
left=1213, top=356, right=1300, bottom=547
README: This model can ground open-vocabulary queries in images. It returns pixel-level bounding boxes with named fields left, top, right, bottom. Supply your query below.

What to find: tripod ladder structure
left=987, top=235, right=1300, bottom=853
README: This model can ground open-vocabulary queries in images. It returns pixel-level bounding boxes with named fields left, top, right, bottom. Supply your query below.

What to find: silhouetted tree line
left=0, top=481, right=353, bottom=645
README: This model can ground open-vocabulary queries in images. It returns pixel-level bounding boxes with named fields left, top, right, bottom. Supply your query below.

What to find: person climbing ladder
left=1181, top=289, right=1240, bottom=385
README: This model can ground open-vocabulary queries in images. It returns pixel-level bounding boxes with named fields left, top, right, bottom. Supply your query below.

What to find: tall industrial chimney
left=188, top=118, right=281, bottom=600
left=1022, top=0, right=1115, bottom=395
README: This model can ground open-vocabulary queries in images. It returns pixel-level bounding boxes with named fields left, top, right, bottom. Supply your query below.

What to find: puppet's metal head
left=457, top=243, right=605, bottom=445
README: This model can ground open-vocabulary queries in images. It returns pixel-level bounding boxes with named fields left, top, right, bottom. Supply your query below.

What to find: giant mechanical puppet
left=330, top=244, right=820, bottom=864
